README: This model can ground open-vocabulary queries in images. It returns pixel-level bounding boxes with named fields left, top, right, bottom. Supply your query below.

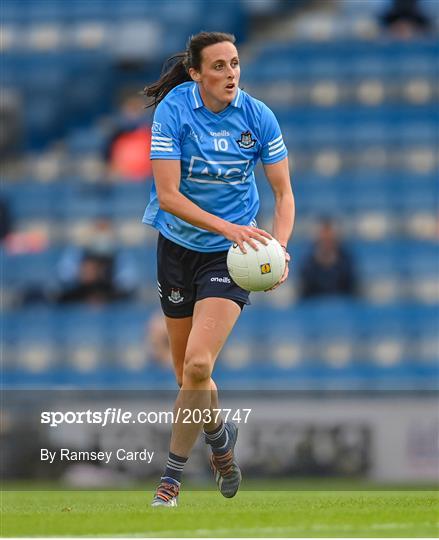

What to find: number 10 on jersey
left=214, top=138, right=229, bottom=152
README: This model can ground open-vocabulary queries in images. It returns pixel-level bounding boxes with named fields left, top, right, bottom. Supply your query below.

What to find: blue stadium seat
left=249, top=41, right=439, bottom=81
left=401, top=242, right=439, bottom=282
left=3, top=249, right=63, bottom=290
left=66, top=127, right=106, bottom=155
left=111, top=183, right=152, bottom=219
left=394, top=179, right=438, bottom=214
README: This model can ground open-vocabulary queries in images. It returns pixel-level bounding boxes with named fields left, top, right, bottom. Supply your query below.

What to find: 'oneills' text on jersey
left=142, top=82, right=288, bottom=252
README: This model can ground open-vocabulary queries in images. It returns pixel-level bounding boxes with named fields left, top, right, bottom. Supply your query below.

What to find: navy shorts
left=157, top=233, right=250, bottom=318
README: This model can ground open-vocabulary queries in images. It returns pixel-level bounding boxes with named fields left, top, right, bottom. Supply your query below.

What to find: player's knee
left=183, top=354, right=211, bottom=384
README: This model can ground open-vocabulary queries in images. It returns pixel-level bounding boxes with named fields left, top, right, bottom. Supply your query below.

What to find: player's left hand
left=265, top=249, right=290, bottom=292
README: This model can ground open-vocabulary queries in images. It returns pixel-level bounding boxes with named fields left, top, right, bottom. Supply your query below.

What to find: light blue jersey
left=142, top=81, right=287, bottom=252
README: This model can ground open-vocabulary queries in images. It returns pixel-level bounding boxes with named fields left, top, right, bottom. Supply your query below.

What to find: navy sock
left=204, top=421, right=229, bottom=454
left=163, top=451, right=187, bottom=484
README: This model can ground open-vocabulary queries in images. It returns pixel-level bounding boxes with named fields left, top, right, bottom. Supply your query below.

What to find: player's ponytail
left=144, top=31, right=236, bottom=108
left=144, top=52, right=191, bottom=108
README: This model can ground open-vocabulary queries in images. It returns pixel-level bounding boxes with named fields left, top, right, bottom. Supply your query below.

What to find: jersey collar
left=191, top=83, right=242, bottom=110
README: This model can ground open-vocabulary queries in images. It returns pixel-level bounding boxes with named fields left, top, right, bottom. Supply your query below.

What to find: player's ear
left=188, top=67, right=201, bottom=82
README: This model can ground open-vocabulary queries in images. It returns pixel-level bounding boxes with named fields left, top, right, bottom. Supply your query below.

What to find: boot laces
left=155, top=481, right=179, bottom=502
left=210, top=449, right=234, bottom=477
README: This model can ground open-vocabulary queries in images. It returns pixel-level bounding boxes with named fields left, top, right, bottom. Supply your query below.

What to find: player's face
left=191, top=41, right=240, bottom=113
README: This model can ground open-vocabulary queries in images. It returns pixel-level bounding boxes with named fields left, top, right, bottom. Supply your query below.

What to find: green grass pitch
left=2, top=485, right=438, bottom=537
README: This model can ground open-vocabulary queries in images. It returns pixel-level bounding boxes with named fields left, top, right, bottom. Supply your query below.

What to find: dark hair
left=144, top=31, right=236, bottom=108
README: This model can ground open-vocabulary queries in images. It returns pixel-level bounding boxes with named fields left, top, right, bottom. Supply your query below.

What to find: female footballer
left=143, top=31, right=295, bottom=506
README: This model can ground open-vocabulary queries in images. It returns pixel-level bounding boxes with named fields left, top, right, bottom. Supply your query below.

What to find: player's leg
left=169, top=297, right=240, bottom=456
left=177, top=298, right=242, bottom=498
left=164, top=315, right=223, bottom=474
left=152, top=232, right=195, bottom=506
left=165, top=315, right=192, bottom=387
left=202, top=375, right=243, bottom=497
left=191, top=255, right=249, bottom=497
left=165, top=315, right=221, bottom=433
left=203, top=378, right=220, bottom=432
left=151, top=316, right=191, bottom=507
left=152, top=299, right=240, bottom=506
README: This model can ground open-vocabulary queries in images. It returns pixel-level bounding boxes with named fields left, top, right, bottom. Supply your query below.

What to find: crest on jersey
left=237, top=131, right=256, bottom=149
left=168, top=288, right=184, bottom=304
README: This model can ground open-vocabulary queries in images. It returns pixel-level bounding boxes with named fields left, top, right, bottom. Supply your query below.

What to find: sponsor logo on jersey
left=168, top=288, right=184, bottom=303
left=152, top=121, right=161, bottom=133
left=237, top=131, right=256, bottom=149
left=210, top=276, right=231, bottom=283
left=210, top=130, right=230, bottom=137
left=260, top=263, right=271, bottom=274
left=187, top=156, right=250, bottom=185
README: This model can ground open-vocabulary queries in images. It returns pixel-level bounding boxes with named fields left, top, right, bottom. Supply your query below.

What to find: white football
left=227, top=238, right=286, bottom=292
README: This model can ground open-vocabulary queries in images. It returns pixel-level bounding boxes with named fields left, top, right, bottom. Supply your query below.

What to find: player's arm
left=263, top=156, right=295, bottom=247
left=258, top=103, right=294, bottom=251
left=263, top=156, right=295, bottom=287
left=153, top=159, right=271, bottom=252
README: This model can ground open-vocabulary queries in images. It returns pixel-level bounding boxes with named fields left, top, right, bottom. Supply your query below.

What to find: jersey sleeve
left=259, top=104, right=288, bottom=164
left=150, top=98, right=181, bottom=160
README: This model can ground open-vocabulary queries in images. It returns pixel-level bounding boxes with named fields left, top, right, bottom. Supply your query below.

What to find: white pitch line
left=13, top=520, right=439, bottom=538
left=84, top=520, right=439, bottom=538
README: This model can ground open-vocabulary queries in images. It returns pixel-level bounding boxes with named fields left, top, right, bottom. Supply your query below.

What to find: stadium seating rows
left=3, top=4, right=438, bottom=388
left=2, top=300, right=437, bottom=389
left=248, top=41, right=438, bottom=79
left=3, top=37, right=438, bottom=150
left=3, top=173, right=437, bottom=220
left=3, top=238, right=438, bottom=305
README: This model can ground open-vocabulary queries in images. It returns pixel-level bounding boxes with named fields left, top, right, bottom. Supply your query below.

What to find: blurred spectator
left=56, top=217, right=138, bottom=305
left=298, top=218, right=357, bottom=299
left=57, top=253, right=123, bottom=304
left=144, top=311, right=172, bottom=369
left=0, top=197, right=12, bottom=241
left=104, top=94, right=152, bottom=181
left=380, top=0, right=432, bottom=38
left=1, top=198, right=49, bottom=258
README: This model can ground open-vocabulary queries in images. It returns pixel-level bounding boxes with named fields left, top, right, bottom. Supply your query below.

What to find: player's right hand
left=223, top=224, right=272, bottom=254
